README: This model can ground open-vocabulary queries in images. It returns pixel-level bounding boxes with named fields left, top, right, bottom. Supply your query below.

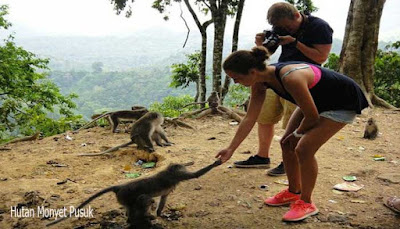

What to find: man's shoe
left=233, top=155, right=270, bottom=168
left=264, top=189, right=300, bottom=206
left=267, top=161, right=286, bottom=176
left=282, top=200, right=319, bottom=221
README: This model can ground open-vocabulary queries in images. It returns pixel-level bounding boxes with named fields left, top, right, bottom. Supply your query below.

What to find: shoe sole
left=282, top=209, right=319, bottom=222
left=267, top=172, right=286, bottom=176
left=265, top=201, right=293, bottom=206
left=384, top=202, right=400, bottom=214
left=234, top=164, right=270, bottom=168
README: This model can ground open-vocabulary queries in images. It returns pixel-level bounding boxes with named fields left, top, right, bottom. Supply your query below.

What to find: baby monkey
left=363, top=117, right=378, bottom=140
left=46, top=160, right=222, bottom=228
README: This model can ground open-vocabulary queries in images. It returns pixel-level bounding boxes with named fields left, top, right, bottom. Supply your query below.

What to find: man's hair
left=267, top=2, right=298, bottom=25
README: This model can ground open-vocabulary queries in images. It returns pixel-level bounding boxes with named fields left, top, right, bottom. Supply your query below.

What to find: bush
left=149, top=95, right=194, bottom=117
left=374, top=47, right=400, bottom=107
left=224, top=84, right=250, bottom=108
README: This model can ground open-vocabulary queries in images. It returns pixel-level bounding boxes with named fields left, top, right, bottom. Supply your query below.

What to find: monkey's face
left=367, top=118, right=375, bottom=125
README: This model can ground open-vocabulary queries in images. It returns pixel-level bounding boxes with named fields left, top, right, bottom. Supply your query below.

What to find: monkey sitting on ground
left=78, top=112, right=172, bottom=156
left=207, top=91, right=220, bottom=111
left=46, top=160, right=222, bottom=228
left=76, top=109, right=149, bottom=133
left=363, top=117, right=378, bottom=139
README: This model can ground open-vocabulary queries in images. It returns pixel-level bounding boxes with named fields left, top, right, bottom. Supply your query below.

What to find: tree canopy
left=0, top=5, right=81, bottom=139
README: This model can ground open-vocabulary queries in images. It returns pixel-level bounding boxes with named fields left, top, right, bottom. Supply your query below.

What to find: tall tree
left=110, top=0, right=243, bottom=104
left=339, top=0, right=393, bottom=108
left=221, top=0, right=245, bottom=103
left=181, top=0, right=212, bottom=107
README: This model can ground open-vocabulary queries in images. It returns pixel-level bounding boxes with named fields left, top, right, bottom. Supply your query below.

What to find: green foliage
left=323, top=53, right=340, bottom=71
left=285, top=0, right=318, bottom=14
left=0, top=5, right=82, bottom=139
left=149, top=95, right=194, bottom=117
left=374, top=42, right=400, bottom=107
left=170, top=52, right=200, bottom=89
left=0, top=5, right=11, bottom=29
left=110, top=0, right=133, bottom=17
left=49, top=65, right=196, bottom=119
left=324, top=42, right=400, bottom=107
left=224, top=84, right=250, bottom=108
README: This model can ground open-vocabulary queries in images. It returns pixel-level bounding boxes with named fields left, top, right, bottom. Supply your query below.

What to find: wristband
left=293, top=129, right=304, bottom=138
left=292, top=38, right=298, bottom=46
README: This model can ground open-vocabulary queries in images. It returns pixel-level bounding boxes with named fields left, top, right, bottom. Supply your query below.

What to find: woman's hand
left=215, top=148, right=234, bottom=163
left=281, top=132, right=300, bottom=151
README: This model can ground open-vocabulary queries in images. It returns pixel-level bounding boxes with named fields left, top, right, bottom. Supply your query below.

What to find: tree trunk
left=199, top=25, right=211, bottom=108
left=194, top=81, right=199, bottom=103
left=210, top=0, right=229, bottom=98
left=221, top=0, right=245, bottom=104
left=183, top=0, right=212, bottom=108
left=339, top=0, right=392, bottom=108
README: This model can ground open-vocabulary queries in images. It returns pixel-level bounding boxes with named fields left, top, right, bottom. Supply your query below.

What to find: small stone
left=327, top=213, right=348, bottom=223
left=377, top=173, right=400, bottom=184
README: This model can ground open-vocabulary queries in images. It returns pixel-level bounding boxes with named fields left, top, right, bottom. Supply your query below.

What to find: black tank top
left=268, top=61, right=369, bottom=114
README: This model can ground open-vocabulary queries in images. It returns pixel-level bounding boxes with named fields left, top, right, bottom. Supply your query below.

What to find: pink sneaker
left=282, top=200, right=319, bottom=221
left=264, top=189, right=300, bottom=206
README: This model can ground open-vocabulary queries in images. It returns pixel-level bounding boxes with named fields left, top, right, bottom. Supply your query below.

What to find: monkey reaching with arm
left=46, top=160, right=222, bottom=228
left=78, top=112, right=173, bottom=156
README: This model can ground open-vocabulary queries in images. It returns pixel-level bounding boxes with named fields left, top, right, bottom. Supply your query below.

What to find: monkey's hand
left=213, top=159, right=222, bottom=166
left=215, top=148, right=234, bottom=163
left=162, top=142, right=174, bottom=147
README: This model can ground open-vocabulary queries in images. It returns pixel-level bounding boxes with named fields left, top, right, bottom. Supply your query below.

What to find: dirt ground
left=0, top=108, right=399, bottom=229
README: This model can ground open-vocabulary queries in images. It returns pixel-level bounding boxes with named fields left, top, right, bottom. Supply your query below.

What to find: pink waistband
left=309, top=65, right=321, bottom=89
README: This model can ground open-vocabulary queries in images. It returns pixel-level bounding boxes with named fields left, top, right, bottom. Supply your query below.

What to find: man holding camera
left=233, top=2, right=333, bottom=176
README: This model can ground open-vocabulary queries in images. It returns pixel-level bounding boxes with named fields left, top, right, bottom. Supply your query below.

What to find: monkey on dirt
left=78, top=112, right=172, bottom=156
left=76, top=109, right=149, bottom=133
left=363, top=117, right=378, bottom=140
left=46, top=160, right=221, bottom=228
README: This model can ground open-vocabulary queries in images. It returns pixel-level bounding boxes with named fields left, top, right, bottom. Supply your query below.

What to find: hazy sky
left=2, top=0, right=400, bottom=42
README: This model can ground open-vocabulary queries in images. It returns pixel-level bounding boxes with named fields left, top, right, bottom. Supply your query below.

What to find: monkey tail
left=77, top=141, right=134, bottom=156
left=75, top=112, right=112, bottom=132
left=46, top=186, right=120, bottom=227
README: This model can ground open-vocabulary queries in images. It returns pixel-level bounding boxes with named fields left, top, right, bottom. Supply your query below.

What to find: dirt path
left=0, top=108, right=399, bottom=229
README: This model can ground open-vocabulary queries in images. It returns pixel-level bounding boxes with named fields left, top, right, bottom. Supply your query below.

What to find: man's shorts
left=257, top=89, right=297, bottom=129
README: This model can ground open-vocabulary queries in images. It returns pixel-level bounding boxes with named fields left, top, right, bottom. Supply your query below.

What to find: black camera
left=262, top=30, right=280, bottom=49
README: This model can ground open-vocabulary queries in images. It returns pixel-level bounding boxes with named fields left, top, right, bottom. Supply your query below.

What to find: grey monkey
left=46, top=160, right=222, bottom=228
left=77, top=109, right=149, bottom=133
left=363, top=117, right=378, bottom=139
left=78, top=112, right=172, bottom=156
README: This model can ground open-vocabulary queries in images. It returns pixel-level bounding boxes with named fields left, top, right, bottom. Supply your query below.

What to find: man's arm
left=279, top=35, right=331, bottom=64
left=296, top=43, right=331, bottom=64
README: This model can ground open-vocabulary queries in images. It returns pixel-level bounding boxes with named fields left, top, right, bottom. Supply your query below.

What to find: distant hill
left=15, top=28, right=351, bottom=72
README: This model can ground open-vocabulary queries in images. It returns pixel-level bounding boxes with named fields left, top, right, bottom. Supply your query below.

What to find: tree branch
left=179, top=2, right=190, bottom=48
left=201, top=0, right=212, bottom=10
